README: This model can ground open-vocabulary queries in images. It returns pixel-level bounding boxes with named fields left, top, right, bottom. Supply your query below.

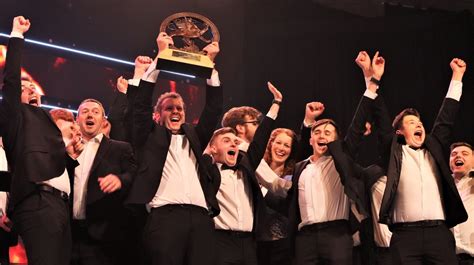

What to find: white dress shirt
left=452, top=171, right=474, bottom=255
left=371, top=176, right=392, bottom=247
left=213, top=164, right=254, bottom=232
left=73, top=133, right=103, bottom=220
left=297, top=155, right=350, bottom=230
left=148, top=134, right=207, bottom=210
left=256, top=160, right=292, bottom=198
left=393, top=146, right=445, bottom=223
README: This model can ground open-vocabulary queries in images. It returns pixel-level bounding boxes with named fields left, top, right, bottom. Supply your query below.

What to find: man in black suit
left=203, top=82, right=282, bottom=265
left=125, top=32, right=222, bottom=265
left=71, top=98, right=137, bottom=265
left=286, top=54, right=383, bottom=264
left=0, top=16, right=82, bottom=265
left=376, top=58, right=468, bottom=265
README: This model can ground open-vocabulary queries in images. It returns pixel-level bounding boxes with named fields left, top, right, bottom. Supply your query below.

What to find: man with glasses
left=222, top=106, right=263, bottom=144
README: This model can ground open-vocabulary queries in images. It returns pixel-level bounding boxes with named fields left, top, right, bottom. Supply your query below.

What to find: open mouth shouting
left=28, top=96, right=39, bottom=106
left=453, top=158, right=465, bottom=170
left=167, top=114, right=183, bottom=132
left=313, top=140, right=329, bottom=155
left=85, top=119, right=95, bottom=129
left=225, top=148, right=239, bottom=165
left=414, top=130, right=423, bottom=140
left=170, top=115, right=181, bottom=124
left=454, top=159, right=464, bottom=167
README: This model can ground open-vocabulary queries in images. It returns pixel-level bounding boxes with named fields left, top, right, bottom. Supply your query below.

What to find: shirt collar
left=87, top=133, right=103, bottom=144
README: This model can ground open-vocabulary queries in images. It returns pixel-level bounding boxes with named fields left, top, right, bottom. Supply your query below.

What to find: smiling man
left=449, top=142, right=474, bottom=265
left=125, top=32, right=223, bottom=265
left=285, top=51, right=386, bottom=265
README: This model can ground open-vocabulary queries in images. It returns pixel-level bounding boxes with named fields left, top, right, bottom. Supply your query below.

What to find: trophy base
left=156, top=49, right=214, bottom=79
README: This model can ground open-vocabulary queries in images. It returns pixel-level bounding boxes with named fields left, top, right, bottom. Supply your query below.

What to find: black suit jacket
left=126, top=80, right=223, bottom=217
left=204, top=115, right=275, bottom=234
left=74, top=136, right=137, bottom=242
left=377, top=96, right=467, bottom=228
left=0, top=37, right=77, bottom=209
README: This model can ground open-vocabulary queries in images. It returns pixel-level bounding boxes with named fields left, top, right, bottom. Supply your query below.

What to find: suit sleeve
left=109, top=84, right=138, bottom=143
left=344, top=95, right=374, bottom=158
left=430, top=98, right=460, bottom=148
left=297, top=124, right=312, bottom=161
left=117, top=143, right=137, bottom=192
left=195, top=84, right=223, bottom=148
left=108, top=92, right=128, bottom=141
left=372, top=95, right=393, bottom=169
left=246, top=116, right=275, bottom=170
left=131, top=81, right=155, bottom=150
left=0, top=37, right=24, bottom=123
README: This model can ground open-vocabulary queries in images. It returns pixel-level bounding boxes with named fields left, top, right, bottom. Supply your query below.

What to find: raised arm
left=298, top=102, right=325, bottom=160
left=2, top=16, right=30, bottom=113
left=246, top=82, right=282, bottom=169
left=344, top=51, right=385, bottom=157
left=195, top=42, right=224, bottom=147
left=430, top=58, right=466, bottom=146
left=109, top=56, right=152, bottom=142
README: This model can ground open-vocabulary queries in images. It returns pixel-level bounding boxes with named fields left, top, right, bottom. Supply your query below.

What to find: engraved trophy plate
left=157, top=12, right=220, bottom=78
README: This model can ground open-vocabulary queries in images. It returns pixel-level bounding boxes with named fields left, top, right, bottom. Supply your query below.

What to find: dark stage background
left=0, top=0, right=473, bottom=165
left=0, top=1, right=473, bottom=263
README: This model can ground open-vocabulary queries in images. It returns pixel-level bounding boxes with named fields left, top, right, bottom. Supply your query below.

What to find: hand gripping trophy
left=157, top=12, right=220, bottom=78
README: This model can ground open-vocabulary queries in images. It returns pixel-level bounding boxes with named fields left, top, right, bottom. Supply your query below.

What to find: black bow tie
left=221, top=164, right=239, bottom=171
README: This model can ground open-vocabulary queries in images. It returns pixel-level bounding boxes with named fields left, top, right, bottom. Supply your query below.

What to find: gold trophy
left=157, top=12, right=220, bottom=78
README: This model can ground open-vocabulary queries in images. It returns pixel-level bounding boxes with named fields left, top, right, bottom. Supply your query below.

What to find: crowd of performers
left=0, top=16, right=473, bottom=265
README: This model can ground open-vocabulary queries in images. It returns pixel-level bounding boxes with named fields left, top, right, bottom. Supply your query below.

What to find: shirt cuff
left=266, top=111, right=277, bottom=120
left=206, top=69, right=221, bottom=87
left=128, top=79, right=140, bottom=87
left=446, top=80, right=462, bottom=101
left=364, top=76, right=371, bottom=89
left=10, top=31, right=24, bottom=39
left=142, top=60, right=159, bottom=83
left=364, top=88, right=378, bottom=99
left=303, top=120, right=313, bottom=128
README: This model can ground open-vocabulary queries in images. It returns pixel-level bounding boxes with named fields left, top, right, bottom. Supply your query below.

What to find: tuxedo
left=126, top=80, right=222, bottom=212
left=126, top=79, right=223, bottom=265
left=70, top=136, right=137, bottom=265
left=375, top=93, right=467, bottom=265
left=377, top=97, right=467, bottom=228
left=0, top=37, right=77, bottom=265
left=203, top=115, right=275, bottom=265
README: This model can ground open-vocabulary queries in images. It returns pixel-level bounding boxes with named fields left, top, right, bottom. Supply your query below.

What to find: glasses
left=242, top=120, right=259, bottom=126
